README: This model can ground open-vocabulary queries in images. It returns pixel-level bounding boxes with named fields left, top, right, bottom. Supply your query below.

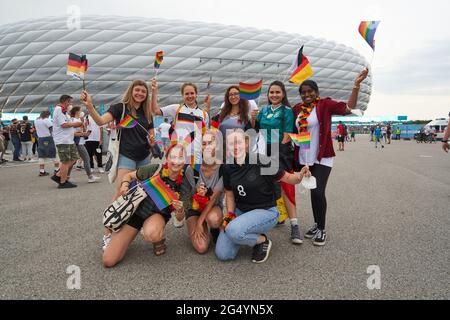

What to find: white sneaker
left=28, top=159, right=37, bottom=163
left=98, top=167, right=105, bottom=174
left=88, top=175, right=101, bottom=183
left=102, top=234, right=112, bottom=251
left=172, top=211, right=185, bottom=228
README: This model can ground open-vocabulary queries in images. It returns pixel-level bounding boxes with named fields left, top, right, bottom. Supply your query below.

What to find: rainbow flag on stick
left=117, top=115, right=138, bottom=129
left=141, top=175, right=179, bottom=210
left=239, top=80, right=263, bottom=100
left=154, top=51, right=164, bottom=69
left=289, top=132, right=311, bottom=150
left=289, top=46, right=313, bottom=85
left=67, top=53, right=88, bottom=80
left=359, top=21, right=380, bottom=50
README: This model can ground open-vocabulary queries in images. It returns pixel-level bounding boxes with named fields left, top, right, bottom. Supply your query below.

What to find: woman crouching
left=102, top=144, right=194, bottom=268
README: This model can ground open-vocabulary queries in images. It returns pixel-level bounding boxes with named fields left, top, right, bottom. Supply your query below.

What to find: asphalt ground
left=0, top=136, right=449, bottom=300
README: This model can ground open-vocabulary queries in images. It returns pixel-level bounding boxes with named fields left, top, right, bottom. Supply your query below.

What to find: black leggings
left=85, top=141, right=103, bottom=168
left=301, top=164, right=332, bottom=230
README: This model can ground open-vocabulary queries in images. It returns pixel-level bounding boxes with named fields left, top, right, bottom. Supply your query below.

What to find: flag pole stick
left=82, top=78, right=86, bottom=91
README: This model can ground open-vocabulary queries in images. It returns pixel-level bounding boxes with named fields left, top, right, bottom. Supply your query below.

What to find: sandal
left=153, top=239, right=166, bottom=256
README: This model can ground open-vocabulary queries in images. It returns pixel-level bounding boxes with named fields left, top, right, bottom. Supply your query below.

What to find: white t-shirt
left=296, top=108, right=334, bottom=168
left=161, top=104, right=209, bottom=160
left=381, top=127, right=387, bottom=135
left=86, top=115, right=101, bottom=142
left=73, top=118, right=85, bottom=145
left=52, top=106, right=75, bottom=145
left=34, top=118, right=53, bottom=138
left=158, top=122, right=171, bottom=139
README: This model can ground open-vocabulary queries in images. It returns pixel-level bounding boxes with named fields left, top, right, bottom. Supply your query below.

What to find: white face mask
left=80, top=112, right=85, bottom=118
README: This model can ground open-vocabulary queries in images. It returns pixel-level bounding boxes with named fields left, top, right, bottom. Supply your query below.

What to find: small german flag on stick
left=67, top=53, right=88, bottom=90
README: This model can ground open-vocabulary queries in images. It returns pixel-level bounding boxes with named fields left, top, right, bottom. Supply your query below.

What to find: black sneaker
left=305, top=223, right=319, bottom=239
left=58, top=181, right=77, bottom=189
left=39, top=171, right=50, bottom=176
left=313, top=229, right=327, bottom=246
left=50, top=174, right=61, bottom=184
left=210, top=228, right=220, bottom=244
left=251, top=235, right=272, bottom=264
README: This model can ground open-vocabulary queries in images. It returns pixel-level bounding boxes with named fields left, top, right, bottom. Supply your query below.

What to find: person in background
left=34, top=110, right=59, bottom=176
left=386, top=124, right=392, bottom=144
left=374, top=125, right=384, bottom=149
left=51, top=95, right=83, bottom=188
left=157, top=117, right=171, bottom=154
left=9, top=118, right=22, bottom=161
left=337, top=121, right=345, bottom=151
left=441, top=112, right=450, bottom=153
left=18, top=116, right=35, bottom=162
left=395, top=127, right=401, bottom=140
left=85, top=114, right=105, bottom=174
left=70, top=106, right=101, bottom=183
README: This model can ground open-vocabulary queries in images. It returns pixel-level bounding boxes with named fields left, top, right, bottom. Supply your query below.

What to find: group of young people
left=79, top=68, right=369, bottom=267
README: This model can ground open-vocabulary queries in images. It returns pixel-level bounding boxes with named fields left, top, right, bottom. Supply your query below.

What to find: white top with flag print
left=161, top=104, right=209, bottom=161
left=296, top=108, right=333, bottom=168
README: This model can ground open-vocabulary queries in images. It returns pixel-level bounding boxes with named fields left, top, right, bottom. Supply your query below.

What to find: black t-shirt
left=223, top=160, right=285, bottom=213
left=18, top=122, right=32, bottom=142
left=107, top=103, right=154, bottom=161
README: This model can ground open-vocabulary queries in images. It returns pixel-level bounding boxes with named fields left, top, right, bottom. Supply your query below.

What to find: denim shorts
left=117, top=153, right=150, bottom=170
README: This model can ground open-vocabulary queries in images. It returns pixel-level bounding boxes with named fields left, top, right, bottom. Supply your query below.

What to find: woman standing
left=80, top=80, right=155, bottom=249
left=213, top=86, right=256, bottom=137
left=216, top=129, right=310, bottom=263
left=102, top=144, right=195, bottom=267
left=151, top=79, right=210, bottom=167
left=69, top=106, right=101, bottom=183
left=186, top=130, right=224, bottom=253
left=293, top=68, right=369, bottom=246
left=255, top=81, right=300, bottom=244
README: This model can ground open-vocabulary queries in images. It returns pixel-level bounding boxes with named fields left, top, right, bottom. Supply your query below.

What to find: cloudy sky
left=1, top=0, right=449, bottom=120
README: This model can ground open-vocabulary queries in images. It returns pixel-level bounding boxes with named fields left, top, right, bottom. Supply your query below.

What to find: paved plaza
left=0, top=136, right=449, bottom=299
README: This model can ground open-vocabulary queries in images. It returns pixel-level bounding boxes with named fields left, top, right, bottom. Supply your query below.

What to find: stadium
left=0, top=15, right=372, bottom=115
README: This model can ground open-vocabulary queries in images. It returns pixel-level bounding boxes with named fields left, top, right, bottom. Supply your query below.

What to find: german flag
left=67, top=53, right=88, bottom=80
left=289, top=46, right=313, bottom=85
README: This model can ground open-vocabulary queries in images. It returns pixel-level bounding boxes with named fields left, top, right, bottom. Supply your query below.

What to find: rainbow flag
left=359, top=21, right=380, bottom=50
left=67, top=53, right=88, bottom=80
left=289, top=132, right=311, bottom=150
left=239, top=80, right=263, bottom=100
left=154, top=51, right=164, bottom=69
left=141, top=175, right=179, bottom=211
left=289, top=46, right=314, bottom=85
left=117, top=115, right=138, bottom=129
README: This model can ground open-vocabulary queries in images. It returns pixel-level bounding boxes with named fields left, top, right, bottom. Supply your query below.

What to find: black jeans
left=85, top=141, right=103, bottom=168
left=301, top=164, right=332, bottom=230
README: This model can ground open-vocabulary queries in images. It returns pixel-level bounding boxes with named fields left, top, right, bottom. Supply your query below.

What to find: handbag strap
left=116, top=103, right=126, bottom=142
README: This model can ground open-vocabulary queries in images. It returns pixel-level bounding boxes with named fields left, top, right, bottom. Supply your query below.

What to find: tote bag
left=106, top=104, right=125, bottom=184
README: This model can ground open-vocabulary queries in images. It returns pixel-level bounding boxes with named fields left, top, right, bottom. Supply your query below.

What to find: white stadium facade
left=0, top=16, right=372, bottom=114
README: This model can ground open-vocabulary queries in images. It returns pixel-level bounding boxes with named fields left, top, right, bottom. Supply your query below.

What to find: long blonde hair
left=122, top=80, right=152, bottom=123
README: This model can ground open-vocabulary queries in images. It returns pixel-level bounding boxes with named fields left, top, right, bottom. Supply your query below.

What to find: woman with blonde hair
left=81, top=80, right=156, bottom=249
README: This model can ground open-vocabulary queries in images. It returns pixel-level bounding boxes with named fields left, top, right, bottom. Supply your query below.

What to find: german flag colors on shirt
left=67, top=53, right=88, bottom=80
left=289, top=46, right=313, bottom=85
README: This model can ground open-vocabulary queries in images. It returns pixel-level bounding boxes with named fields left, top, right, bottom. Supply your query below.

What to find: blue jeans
left=215, top=206, right=279, bottom=261
left=117, top=153, right=150, bottom=170
left=11, top=136, right=21, bottom=160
